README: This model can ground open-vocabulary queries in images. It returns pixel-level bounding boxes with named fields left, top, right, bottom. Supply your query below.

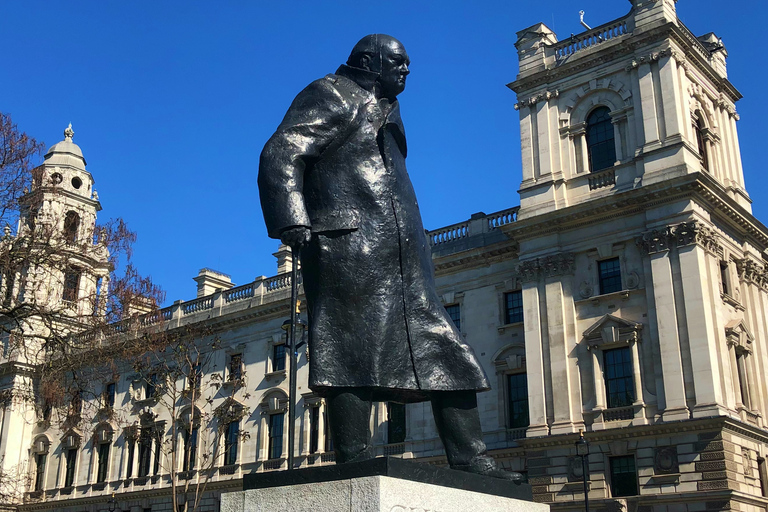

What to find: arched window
left=63, top=211, right=80, bottom=243
left=586, top=107, right=617, bottom=172
left=694, top=115, right=709, bottom=171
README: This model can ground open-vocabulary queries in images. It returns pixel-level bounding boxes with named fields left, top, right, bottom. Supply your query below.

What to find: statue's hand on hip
left=280, top=226, right=312, bottom=249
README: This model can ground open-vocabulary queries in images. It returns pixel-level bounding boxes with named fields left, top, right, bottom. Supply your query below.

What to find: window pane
left=35, top=453, right=46, bottom=491
left=507, top=373, right=529, bottom=428
left=268, top=413, right=284, bottom=460
left=505, top=291, right=523, bottom=324
left=273, top=344, right=286, bottom=372
left=604, top=347, right=635, bottom=408
left=138, top=429, right=152, bottom=477
left=105, top=383, right=116, bottom=408
left=309, top=407, right=319, bottom=454
left=64, top=449, right=77, bottom=487
left=610, top=455, right=638, bottom=496
left=229, top=354, right=242, bottom=380
left=445, top=304, right=461, bottom=331
left=387, top=402, right=406, bottom=444
left=97, top=443, right=109, bottom=483
left=587, top=107, right=617, bottom=172
left=224, top=422, right=239, bottom=465
left=598, top=258, right=622, bottom=295
left=184, top=427, right=198, bottom=471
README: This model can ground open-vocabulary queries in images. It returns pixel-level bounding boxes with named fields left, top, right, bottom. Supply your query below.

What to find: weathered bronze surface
left=259, top=35, right=519, bottom=481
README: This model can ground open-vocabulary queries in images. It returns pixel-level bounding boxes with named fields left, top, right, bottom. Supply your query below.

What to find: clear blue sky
left=2, top=1, right=766, bottom=305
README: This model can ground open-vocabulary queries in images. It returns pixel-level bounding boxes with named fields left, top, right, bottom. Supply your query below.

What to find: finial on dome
left=64, top=123, right=74, bottom=141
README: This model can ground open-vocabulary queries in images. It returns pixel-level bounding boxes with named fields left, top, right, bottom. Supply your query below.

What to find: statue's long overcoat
left=259, top=65, right=490, bottom=402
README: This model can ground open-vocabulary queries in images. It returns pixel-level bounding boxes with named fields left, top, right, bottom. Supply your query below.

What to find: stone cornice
left=506, top=173, right=768, bottom=250
left=433, top=241, right=519, bottom=275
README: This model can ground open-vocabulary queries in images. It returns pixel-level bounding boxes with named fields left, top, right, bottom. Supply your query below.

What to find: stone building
left=1, top=0, right=766, bottom=511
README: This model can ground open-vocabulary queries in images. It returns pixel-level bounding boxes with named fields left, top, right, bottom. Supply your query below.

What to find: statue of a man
left=259, top=34, right=519, bottom=480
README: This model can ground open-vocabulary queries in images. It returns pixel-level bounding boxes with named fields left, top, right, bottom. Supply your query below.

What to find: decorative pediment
left=583, top=314, right=643, bottom=349
left=32, top=436, right=50, bottom=454
left=725, top=319, right=753, bottom=353
left=61, top=428, right=82, bottom=449
left=215, top=397, right=248, bottom=424
left=492, top=344, right=526, bottom=373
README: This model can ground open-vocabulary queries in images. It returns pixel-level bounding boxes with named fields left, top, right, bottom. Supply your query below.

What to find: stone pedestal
left=222, top=457, right=547, bottom=512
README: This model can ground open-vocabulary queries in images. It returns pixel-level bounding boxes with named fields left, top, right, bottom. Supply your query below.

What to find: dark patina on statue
left=259, top=34, right=520, bottom=481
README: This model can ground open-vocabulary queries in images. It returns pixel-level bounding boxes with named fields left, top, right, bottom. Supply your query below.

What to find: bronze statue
left=259, top=34, right=520, bottom=481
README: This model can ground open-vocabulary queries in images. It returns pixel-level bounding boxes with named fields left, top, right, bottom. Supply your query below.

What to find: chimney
left=273, top=244, right=297, bottom=274
left=193, top=268, right=234, bottom=298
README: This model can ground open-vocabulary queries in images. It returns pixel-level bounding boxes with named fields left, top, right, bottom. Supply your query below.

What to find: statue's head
left=347, top=34, right=410, bottom=100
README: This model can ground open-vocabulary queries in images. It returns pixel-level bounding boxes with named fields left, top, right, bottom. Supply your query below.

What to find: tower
left=506, top=0, right=768, bottom=508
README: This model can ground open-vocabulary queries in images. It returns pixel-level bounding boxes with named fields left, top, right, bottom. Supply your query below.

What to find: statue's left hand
left=280, top=226, right=312, bottom=248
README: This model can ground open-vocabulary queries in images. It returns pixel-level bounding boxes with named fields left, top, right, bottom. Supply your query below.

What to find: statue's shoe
left=453, top=455, right=525, bottom=482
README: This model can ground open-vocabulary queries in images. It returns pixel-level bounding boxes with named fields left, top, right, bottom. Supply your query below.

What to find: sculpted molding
left=516, top=253, right=575, bottom=282
left=637, top=221, right=722, bottom=257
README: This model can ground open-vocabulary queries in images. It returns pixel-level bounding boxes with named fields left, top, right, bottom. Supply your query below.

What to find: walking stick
left=287, top=246, right=299, bottom=471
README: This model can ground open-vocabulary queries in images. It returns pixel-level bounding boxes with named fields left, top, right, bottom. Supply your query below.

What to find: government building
left=2, top=0, right=766, bottom=511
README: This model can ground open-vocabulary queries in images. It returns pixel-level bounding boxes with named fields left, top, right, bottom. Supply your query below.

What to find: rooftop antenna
left=579, top=10, right=592, bottom=31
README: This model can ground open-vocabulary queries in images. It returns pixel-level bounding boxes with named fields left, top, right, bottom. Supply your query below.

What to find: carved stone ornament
left=579, top=281, right=594, bottom=299
left=584, top=314, right=642, bottom=350
left=625, top=271, right=640, bottom=289
left=637, top=227, right=673, bottom=255
left=568, top=456, right=584, bottom=480
left=654, top=446, right=679, bottom=474
left=735, top=258, right=767, bottom=289
left=638, top=221, right=721, bottom=256
left=542, top=253, right=576, bottom=278
left=725, top=319, right=753, bottom=354
left=743, top=448, right=752, bottom=476
left=517, top=259, right=541, bottom=283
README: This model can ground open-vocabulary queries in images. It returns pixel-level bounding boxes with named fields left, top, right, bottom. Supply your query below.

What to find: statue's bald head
left=347, top=34, right=410, bottom=99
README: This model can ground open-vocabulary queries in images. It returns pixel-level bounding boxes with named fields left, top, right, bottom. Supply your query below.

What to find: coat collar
left=335, top=64, right=379, bottom=92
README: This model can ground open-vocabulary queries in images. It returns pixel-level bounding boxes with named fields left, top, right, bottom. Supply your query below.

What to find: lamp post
left=107, top=492, right=118, bottom=512
left=575, top=430, right=590, bottom=512
left=281, top=307, right=307, bottom=471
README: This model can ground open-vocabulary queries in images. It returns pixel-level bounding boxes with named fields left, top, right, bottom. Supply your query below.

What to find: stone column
left=675, top=223, right=729, bottom=418
left=542, top=254, right=580, bottom=435
left=519, top=260, right=548, bottom=437
left=639, top=228, right=688, bottom=421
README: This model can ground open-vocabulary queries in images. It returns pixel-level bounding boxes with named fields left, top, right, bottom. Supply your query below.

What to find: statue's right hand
left=280, top=226, right=312, bottom=248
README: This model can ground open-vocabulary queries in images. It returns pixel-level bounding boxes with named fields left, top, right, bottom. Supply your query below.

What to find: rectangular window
left=604, top=347, right=635, bottom=408
left=137, top=430, right=152, bottom=477
left=229, top=353, right=242, bottom=381
left=104, top=382, right=116, bottom=408
left=62, top=267, right=80, bottom=303
left=445, top=304, right=461, bottom=331
left=34, top=453, right=46, bottom=491
left=145, top=373, right=157, bottom=400
left=224, top=422, right=239, bottom=466
left=598, top=258, right=622, bottom=295
left=309, top=406, right=320, bottom=455
left=183, top=427, right=198, bottom=472
left=324, top=412, right=334, bottom=453
left=507, top=373, right=530, bottom=428
left=387, top=402, right=406, bottom=444
left=609, top=455, right=638, bottom=497
left=96, top=443, right=109, bottom=483
left=126, top=441, right=135, bottom=478
left=736, top=351, right=751, bottom=408
left=720, top=262, right=730, bottom=296
left=64, top=448, right=77, bottom=487
left=153, top=432, right=161, bottom=475
left=268, top=413, right=284, bottom=460
left=273, top=344, right=286, bottom=372
left=504, top=291, right=523, bottom=324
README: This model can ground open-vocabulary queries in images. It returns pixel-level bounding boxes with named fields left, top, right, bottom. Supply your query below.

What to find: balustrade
left=554, top=17, right=629, bottom=60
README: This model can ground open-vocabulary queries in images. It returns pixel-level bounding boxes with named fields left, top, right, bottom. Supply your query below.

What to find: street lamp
left=107, top=492, right=118, bottom=512
left=281, top=306, right=307, bottom=471
left=575, top=430, right=590, bottom=512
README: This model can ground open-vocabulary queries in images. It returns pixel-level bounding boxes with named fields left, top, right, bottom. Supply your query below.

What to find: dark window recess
left=64, top=448, right=77, bottom=487
left=96, top=443, right=109, bottom=483
left=610, top=455, right=639, bottom=497
left=62, top=267, right=80, bottom=303
left=153, top=432, right=161, bottom=475
left=104, top=382, right=116, bottom=408
left=145, top=373, right=157, bottom=399
left=598, top=258, right=622, bottom=295
left=34, top=453, right=46, bottom=491
left=720, top=262, right=730, bottom=296
left=758, top=457, right=768, bottom=498
left=604, top=347, right=635, bottom=408
left=229, top=354, right=242, bottom=380
left=183, top=427, right=198, bottom=472
left=505, top=291, right=524, bottom=324
left=507, top=373, right=530, bottom=428
left=224, top=422, right=239, bottom=466
left=189, top=363, right=201, bottom=390
left=309, top=406, right=320, bottom=455
left=324, top=412, right=334, bottom=453
left=126, top=441, right=135, bottom=478
left=63, top=211, right=79, bottom=243
left=387, top=402, right=406, bottom=444
left=445, top=304, right=461, bottom=331
left=587, top=106, right=617, bottom=172
left=268, top=414, right=283, bottom=460
left=137, top=429, right=152, bottom=477
left=695, top=116, right=709, bottom=171
left=273, top=344, right=286, bottom=372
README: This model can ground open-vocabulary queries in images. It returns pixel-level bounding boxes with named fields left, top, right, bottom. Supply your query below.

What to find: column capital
left=638, top=221, right=722, bottom=257
left=516, top=253, right=576, bottom=282
left=637, top=226, right=673, bottom=255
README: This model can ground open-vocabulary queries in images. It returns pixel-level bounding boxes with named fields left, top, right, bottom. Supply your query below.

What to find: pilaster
left=519, top=260, right=548, bottom=437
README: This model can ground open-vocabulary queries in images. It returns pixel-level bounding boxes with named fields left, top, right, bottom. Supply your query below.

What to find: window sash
left=587, top=107, right=617, bottom=172
left=183, top=427, right=198, bottom=471
left=224, top=422, right=239, bottom=466
left=610, top=455, right=638, bottom=497
left=34, top=453, right=46, bottom=491
left=64, top=449, right=77, bottom=487
left=507, top=373, right=530, bottom=428
left=273, top=344, right=286, bottom=372
left=309, top=407, right=320, bottom=454
left=604, top=347, right=635, bottom=408
left=268, top=414, right=284, bottom=460
left=505, top=291, right=523, bottom=324
left=598, top=258, right=622, bottom=295
left=387, top=402, right=406, bottom=444
left=96, top=443, right=109, bottom=483
left=445, top=304, right=461, bottom=331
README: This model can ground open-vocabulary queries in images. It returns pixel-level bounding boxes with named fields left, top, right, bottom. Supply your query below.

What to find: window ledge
left=721, top=293, right=745, bottom=311
left=222, top=377, right=245, bottom=389
left=59, top=486, right=74, bottom=495
left=575, top=289, right=631, bottom=306
left=92, top=482, right=107, bottom=491
left=133, top=398, right=157, bottom=407
left=497, top=321, right=523, bottom=334
left=265, top=369, right=286, bottom=380
left=219, top=464, right=239, bottom=475
left=649, top=473, right=680, bottom=485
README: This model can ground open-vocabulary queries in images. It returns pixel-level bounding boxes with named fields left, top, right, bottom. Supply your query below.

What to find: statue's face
left=378, top=40, right=410, bottom=99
